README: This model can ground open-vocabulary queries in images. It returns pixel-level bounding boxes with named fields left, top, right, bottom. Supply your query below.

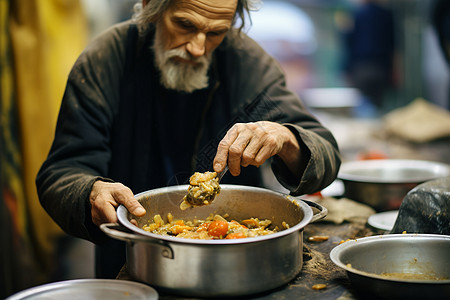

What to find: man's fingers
left=127, top=201, right=146, bottom=217
left=91, top=198, right=119, bottom=226
left=214, top=122, right=292, bottom=175
left=240, top=137, right=261, bottom=167
left=90, top=181, right=146, bottom=227
left=112, top=186, right=146, bottom=217
left=214, top=140, right=230, bottom=172
left=214, top=125, right=239, bottom=172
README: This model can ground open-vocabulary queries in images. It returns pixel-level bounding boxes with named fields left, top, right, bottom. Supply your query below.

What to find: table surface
left=117, top=220, right=384, bottom=300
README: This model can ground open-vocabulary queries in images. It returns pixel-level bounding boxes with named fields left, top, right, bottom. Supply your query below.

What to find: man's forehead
left=171, top=0, right=238, bottom=20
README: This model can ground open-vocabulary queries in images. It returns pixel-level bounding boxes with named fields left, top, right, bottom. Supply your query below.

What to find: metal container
left=330, top=234, right=450, bottom=300
left=5, top=279, right=158, bottom=300
left=101, top=184, right=326, bottom=297
left=338, top=159, right=450, bottom=211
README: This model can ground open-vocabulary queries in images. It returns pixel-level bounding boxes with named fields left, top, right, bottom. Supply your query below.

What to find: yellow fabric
left=9, top=0, right=88, bottom=272
left=1, top=0, right=29, bottom=239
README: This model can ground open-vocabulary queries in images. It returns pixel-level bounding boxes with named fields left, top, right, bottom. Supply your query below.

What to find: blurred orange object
left=308, top=191, right=323, bottom=198
left=357, top=150, right=388, bottom=160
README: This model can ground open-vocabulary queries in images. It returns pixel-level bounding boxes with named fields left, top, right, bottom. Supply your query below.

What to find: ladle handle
left=217, top=165, right=229, bottom=182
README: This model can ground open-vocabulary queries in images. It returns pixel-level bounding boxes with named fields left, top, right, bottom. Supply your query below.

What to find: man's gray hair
left=132, top=0, right=262, bottom=32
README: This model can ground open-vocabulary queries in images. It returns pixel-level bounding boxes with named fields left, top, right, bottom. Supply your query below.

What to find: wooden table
left=117, top=220, right=384, bottom=299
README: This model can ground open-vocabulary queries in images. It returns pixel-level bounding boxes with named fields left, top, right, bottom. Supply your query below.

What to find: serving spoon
left=180, top=166, right=228, bottom=209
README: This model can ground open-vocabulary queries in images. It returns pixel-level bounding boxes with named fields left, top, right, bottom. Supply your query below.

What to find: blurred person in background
left=36, top=0, right=341, bottom=279
left=341, top=0, right=396, bottom=111
left=432, top=0, right=450, bottom=109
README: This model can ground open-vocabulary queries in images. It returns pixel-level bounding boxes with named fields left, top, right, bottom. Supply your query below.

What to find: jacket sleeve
left=223, top=34, right=341, bottom=195
left=35, top=23, right=127, bottom=243
left=272, top=123, right=341, bottom=196
left=262, top=74, right=341, bottom=196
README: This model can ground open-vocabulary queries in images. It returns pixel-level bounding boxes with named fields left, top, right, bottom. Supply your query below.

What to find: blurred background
left=1, top=0, right=449, bottom=298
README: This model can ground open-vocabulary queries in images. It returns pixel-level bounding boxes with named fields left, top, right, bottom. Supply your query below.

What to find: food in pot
left=142, top=213, right=286, bottom=239
left=180, top=171, right=221, bottom=210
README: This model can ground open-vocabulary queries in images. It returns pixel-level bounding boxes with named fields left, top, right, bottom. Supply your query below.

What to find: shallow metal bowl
left=330, top=234, right=450, bottom=300
left=338, top=159, right=450, bottom=211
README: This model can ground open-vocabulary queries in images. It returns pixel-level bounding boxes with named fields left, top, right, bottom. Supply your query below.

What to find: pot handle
left=100, top=223, right=174, bottom=259
left=302, top=199, right=328, bottom=223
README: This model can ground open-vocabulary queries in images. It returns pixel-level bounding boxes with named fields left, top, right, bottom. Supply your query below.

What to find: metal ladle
left=180, top=166, right=228, bottom=209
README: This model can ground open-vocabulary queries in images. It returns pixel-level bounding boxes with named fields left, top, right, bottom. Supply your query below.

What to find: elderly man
left=36, top=0, right=341, bottom=278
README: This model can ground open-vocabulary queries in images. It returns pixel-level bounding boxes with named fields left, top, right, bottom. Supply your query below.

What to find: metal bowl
left=338, top=159, right=450, bottom=211
left=330, top=234, right=450, bottom=300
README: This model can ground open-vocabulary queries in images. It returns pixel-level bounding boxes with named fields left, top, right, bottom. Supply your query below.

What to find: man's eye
left=177, top=20, right=195, bottom=30
left=208, top=30, right=227, bottom=37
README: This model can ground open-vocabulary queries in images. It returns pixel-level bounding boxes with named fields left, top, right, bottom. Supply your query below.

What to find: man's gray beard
left=153, top=29, right=212, bottom=93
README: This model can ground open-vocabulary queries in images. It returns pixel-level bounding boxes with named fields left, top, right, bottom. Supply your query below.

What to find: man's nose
left=186, top=32, right=206, bottom=57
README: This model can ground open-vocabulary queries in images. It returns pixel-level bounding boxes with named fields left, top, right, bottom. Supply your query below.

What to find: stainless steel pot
left=338, top=159, right=450, bottom=211
left=101, top=184, right=327, bottom=297
left=330, top=234, right=450, bottom=300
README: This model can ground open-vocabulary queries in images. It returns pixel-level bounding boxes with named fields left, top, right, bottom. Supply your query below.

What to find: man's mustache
left=162, top=48, right=209, bottom=66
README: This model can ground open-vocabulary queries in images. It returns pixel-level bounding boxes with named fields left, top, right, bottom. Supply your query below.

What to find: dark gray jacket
left=36, top=21, right=341, bottom=277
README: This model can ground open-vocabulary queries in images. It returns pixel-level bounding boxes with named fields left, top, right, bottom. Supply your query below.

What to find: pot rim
left=338, top=159, right=450, bottom=184
left=117, top=184, right=314, bottom=245
left=330, top=233, right=450, bottom=284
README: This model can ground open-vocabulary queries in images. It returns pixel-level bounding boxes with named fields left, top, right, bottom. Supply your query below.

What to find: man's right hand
left=89, top=181, right=146, bottom=226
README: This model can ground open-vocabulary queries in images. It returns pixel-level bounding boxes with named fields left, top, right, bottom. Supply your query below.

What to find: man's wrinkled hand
left=89, top=181, right=146, bottom=226
left=213, top=121, right=300, bottom=176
